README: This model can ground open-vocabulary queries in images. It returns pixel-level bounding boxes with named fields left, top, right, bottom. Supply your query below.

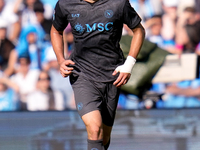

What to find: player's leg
left=70, top=74, right=111, bottom=150
left=103, top=124, right=112, bottom=150
left=82, top=110, right=112, bottom=150
left=82, top=110, right=103, bottom=140
left=101, top=82, right=121, bottom=149
left=82, top=110, right=105, bottom=150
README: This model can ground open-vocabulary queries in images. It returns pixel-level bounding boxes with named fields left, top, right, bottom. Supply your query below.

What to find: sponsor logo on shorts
left=77, top=102, right=83, bottom=111
left=104, top=10, right=113, bottom=18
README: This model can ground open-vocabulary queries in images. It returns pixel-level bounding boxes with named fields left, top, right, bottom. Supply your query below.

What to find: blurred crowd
left=0, top=0, right=200, bottom=111
left=0, top=0, right=75, bottom=111
left=119, top=0, right=200, bottom=110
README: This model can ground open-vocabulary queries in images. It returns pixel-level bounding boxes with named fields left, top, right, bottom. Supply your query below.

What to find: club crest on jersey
left=74, top=23, right=85, bottom=34
left=104, top=10, right=113, bottom=18
left=77, top=102, right=83, bottom=111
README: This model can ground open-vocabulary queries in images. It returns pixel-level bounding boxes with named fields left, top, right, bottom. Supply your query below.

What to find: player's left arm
left=113, top=23, right=145, bottom=87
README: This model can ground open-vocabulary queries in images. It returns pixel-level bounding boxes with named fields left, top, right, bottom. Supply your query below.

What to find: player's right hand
left=59, top=59, right=75, bottom=77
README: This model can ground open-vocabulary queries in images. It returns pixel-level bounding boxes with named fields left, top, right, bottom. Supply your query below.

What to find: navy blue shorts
left=70, top=73, right=120, bottom=126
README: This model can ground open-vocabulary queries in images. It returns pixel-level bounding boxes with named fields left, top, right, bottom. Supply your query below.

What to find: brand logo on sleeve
left=72, top=14, right=80, bottom=17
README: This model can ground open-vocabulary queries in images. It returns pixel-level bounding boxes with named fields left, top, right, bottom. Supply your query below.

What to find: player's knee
left=87, top=124, right=103, bottom=140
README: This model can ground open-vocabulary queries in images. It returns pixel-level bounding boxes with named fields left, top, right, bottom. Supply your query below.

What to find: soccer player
left=50, top=0, right=145, bottom=149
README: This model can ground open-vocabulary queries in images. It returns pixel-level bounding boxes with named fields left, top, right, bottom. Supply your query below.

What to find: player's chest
left=65, top=3, right=121, bottom=35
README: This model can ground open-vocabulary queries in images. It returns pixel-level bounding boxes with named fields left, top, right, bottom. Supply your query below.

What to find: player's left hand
left=112, top=56, right=136, bottom=87
left=112, top=71, right=131, bottom=88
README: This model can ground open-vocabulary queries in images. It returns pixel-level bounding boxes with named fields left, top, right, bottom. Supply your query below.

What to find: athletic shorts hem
left=78, top=108, right=101, bottom=118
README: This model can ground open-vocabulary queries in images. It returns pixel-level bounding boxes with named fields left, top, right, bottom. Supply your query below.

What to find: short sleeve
left=123, top=0, right=141, bottom=29
left=52, top=2, right=68, bottom=31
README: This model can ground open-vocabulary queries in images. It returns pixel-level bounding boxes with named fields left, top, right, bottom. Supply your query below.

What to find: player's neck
left=84, top=0, right=99, bottom=3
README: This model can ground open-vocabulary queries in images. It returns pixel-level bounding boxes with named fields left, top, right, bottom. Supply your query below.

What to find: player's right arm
left=51, top=2, right=75, bottom=78
left=50, top=25, right=75, bottom=78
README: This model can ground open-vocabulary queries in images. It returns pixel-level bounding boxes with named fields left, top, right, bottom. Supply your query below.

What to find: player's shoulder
left=109, top=0, right=127, bottom=3
left=56, top=0, right=77, bottom=12
left=108, top=0, right=128, bottom=7
left=58, top=0, right=79, bottom=4
left=58, top=0, right=71, bottom=4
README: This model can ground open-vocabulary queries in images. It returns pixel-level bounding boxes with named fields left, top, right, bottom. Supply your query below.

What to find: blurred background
left=0, top=0, right=200, bottom=149
left=0, top=0, right=200, bottom=111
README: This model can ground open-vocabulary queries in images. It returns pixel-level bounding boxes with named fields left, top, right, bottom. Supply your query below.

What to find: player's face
left=84, top=0, right=99, bottom=3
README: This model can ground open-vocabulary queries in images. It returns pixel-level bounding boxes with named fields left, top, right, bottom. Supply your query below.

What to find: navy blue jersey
left=53, top=0, right=141, bottom=82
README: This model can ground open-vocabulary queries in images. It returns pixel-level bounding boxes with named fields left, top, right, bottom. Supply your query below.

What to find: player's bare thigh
left=82, top=110, right=103, bottom=140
